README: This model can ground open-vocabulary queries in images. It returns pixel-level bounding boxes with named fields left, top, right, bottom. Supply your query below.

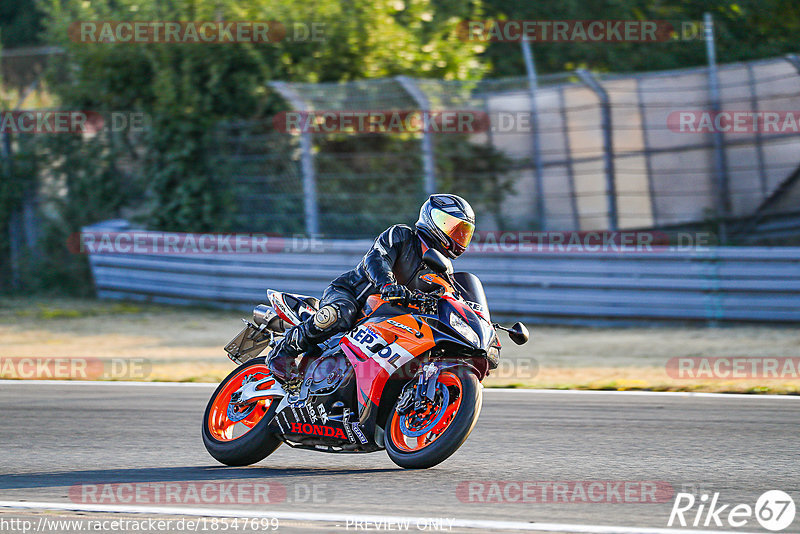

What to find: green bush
left=4, top=0, right=484, bottom=293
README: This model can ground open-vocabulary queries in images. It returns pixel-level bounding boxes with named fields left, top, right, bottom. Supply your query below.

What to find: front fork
left=395, top=360, right=479, bottom=416
left=395, top=363, right=440, bottom=416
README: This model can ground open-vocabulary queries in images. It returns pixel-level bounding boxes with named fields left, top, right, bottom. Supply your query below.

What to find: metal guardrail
left=84, top=222, right=800, bottom=324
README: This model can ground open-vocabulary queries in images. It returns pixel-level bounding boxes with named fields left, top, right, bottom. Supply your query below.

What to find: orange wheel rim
left=207, top=364, right=276, bottom=442
left=389, top=371, right=463, bottom=452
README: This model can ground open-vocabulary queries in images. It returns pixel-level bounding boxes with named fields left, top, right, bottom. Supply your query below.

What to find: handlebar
left=385, top=290, right=439, bottom=314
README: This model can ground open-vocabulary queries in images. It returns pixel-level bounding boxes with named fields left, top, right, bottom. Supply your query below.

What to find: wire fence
left=4, top=52, right=800, bottom=248
left=213, top=55, right=800, bottom=240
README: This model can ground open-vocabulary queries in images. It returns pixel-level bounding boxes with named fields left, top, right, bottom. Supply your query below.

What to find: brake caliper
left=395, top=386, right=415, bottom=415
left=395, top=363, right=451, bottom=437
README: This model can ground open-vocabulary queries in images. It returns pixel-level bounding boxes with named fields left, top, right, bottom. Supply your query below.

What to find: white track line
left=0, top=379, right=795, bottom=400
left=0, top=501, right=762, bottom=534
left=485, top=388, right=800, bottom=400
left=0, top=379, right=214, bottom=387
left=1, top=379, right=797, bottom=400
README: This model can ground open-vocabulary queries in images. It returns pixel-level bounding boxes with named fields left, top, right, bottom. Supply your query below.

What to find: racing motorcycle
left=202, top=249, right=529, bottom=469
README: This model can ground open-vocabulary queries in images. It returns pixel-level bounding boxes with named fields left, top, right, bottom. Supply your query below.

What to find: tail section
left=267, top=290, right=319, bottom=327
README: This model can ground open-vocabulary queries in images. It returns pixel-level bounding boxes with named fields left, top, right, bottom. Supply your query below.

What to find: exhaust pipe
left=253, top=304, right=288, bottom=333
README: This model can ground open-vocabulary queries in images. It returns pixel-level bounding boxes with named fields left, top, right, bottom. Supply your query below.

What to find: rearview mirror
left=422, top=249, right=453, bottom=275
left=508, top=322, right=529, bottom=345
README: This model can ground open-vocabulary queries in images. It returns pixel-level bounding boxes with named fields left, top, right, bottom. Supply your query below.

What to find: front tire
left=385, top=369, right=482, bottom=469
left=202, top=357, right=282, bottom=466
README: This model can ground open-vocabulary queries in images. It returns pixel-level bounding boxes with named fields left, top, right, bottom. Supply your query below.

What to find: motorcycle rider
left=267, top=194, right=476, bottom=385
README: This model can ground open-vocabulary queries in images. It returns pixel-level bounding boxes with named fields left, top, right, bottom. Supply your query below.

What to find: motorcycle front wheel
left=202, top=357, right=282, bottom=466
left=385, top=369, right=482, bottom=469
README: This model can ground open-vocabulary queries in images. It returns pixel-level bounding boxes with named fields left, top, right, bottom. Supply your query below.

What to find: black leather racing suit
left=339, top=224, right=435, bottom=301
left=268, top=224, right=438, bottom=378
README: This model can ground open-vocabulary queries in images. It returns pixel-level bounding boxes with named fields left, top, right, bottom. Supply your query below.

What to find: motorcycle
left=202, top=249, right=529, bottom=469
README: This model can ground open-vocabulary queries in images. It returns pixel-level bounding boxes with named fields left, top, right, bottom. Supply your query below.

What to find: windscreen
left=453, top=272, right=490, bottom=320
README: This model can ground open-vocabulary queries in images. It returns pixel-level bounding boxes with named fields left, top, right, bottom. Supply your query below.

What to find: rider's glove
left=381, top=283, right=411, bottom=305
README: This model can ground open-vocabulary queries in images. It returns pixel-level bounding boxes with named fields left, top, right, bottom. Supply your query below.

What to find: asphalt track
left=0, top=381, right=798, bottom=533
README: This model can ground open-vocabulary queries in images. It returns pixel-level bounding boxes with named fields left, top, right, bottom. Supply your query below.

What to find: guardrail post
left=396, top=76, right=437, bottom=197
left=635, top=76, right=658, bottom=227
left=745, top=63, right=768, bottom=199
left=704, top=12, right=730, bottom=244
left=269, top=82, right=319, bottom=236
left=521, top=39, right=546, bottom=230
left=558, top=86, right=580, bottom=230
left=577, top=69, right=618, bottom=231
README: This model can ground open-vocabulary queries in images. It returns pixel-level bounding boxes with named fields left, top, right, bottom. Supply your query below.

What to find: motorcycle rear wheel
left=385, top=369, right=482, bottom=469
left=202, top=357, right=282, bottom=466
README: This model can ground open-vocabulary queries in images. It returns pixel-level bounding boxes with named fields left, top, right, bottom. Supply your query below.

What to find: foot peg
left=282, top=376, right=303, bottom=395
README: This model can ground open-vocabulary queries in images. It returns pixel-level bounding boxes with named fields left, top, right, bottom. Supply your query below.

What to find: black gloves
left=381, top=283, right=411, bottom=304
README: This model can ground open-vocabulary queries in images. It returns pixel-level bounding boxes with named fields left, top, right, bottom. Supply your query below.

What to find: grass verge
left=1, top=297, right=798, bottom=394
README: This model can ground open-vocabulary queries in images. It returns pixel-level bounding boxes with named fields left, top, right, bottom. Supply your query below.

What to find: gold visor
left=431, top=208, right=475, bottom=249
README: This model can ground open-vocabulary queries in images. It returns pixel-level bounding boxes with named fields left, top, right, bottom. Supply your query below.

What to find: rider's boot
left=267, top=322, right=316, bottom=391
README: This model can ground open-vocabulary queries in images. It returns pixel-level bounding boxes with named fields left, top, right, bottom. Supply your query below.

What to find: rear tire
left=202, top=357, right=282, bottom=466
left=385, top=369, right=482, bottom=469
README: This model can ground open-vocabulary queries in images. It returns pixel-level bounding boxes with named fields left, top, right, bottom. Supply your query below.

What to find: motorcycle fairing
left=343, top=291, right=497, bottom=426
left=451, top=271, right=491, bottom=321
left=266, top=284, right=494, bottom=451
left=439, top=295, right=496, bottom=350
left=340, top=299, right=436, bottom=416
left=267, top=290, right=318, bottom=327
left=266, top=357, right=379, bottom=451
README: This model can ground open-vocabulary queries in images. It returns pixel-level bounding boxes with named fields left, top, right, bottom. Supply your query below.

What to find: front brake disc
left=399, top=385, right=449, bottom=437
left=227, top=401, right=256, bottom=422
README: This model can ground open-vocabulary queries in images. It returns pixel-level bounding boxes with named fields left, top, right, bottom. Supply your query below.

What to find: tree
left=0, top=1, right=44, bottom=48
left=476, top=0, right=800, bottom=76
left=39, top=0, right=486, bottom=233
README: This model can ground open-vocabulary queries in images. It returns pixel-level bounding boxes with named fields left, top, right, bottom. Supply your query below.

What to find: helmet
left=415, top=194, right=476, bottom=258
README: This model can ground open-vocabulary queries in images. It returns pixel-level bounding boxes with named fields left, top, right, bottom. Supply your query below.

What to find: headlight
left=449, top=311, right=479, bottom=345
